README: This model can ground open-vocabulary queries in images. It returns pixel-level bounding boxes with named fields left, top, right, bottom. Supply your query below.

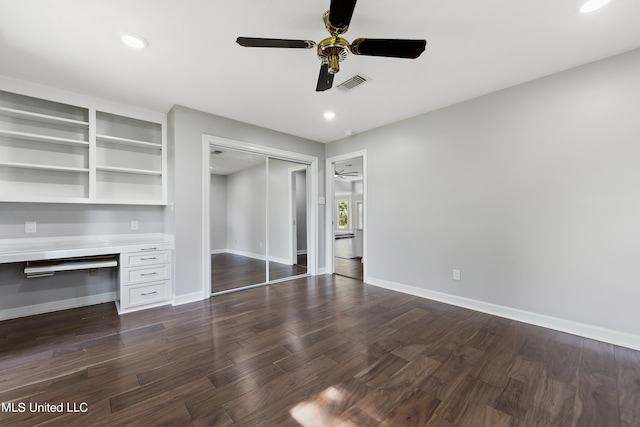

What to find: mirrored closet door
left=268, top=158, right=308, bottom=282
left=209, top=147, right=310, bottom=294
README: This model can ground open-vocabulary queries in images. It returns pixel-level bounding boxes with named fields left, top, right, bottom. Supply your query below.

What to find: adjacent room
left=1, top=0, right=639, bottom=425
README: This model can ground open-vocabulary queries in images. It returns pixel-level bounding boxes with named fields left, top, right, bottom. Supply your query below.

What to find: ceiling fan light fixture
left=121, top=33, right=148, bottom=49
left=580, top=0, right=612, bottom=13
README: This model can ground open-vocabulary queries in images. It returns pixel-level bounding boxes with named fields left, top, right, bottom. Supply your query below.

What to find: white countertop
left=0, top=234, right=173, bottom=264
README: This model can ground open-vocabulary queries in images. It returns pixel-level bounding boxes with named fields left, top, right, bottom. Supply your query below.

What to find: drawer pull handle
left=140, top=272, right=158, bottom=277
left=140, top=257, right=157, bottom=261
left=141, top=247, right=157, bottom=251
left=141, top=291, right=159, bottom=296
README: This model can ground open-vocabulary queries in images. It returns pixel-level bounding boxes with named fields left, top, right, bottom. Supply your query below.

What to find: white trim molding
left=367, top=276, right=640, bottom=351
left=172, top=291, right=205, bottom=307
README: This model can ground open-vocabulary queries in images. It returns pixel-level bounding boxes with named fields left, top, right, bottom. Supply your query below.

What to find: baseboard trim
left=172, top=291, right=205, bottom=306
left=227, top=249, right=265, bottom=261
left=0, top=292, right=117, bottom=321
left=367, top=276, right=640, bottom=351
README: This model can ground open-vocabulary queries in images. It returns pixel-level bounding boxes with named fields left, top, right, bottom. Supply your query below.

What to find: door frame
left=325, top=150, right=367, bottom=279
left=202, top=134, right=319, bottom=297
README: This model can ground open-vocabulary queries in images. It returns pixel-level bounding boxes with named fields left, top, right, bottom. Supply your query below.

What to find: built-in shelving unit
left=0, top=89, right=166, bottom=205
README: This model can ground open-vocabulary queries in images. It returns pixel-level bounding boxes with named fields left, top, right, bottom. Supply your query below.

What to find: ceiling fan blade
left=328, top=0, right=358, bottom=31
left=316, top=63, right=334, bottom=92
left=350, top=38, right=427, bottom=58
left=236, top=37, right=315, bottom=49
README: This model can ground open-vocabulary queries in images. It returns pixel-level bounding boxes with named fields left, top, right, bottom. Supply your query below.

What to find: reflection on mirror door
left=209, top=147, right=310, bottom=294
left=210, top=149, right=267, bottom=293
left=333, top=157, right=364, bottom=281
left=268, top=158, right=308, bottom=281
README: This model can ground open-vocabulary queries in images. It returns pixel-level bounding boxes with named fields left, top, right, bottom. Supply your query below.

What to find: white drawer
left=121, top=281, right=169, bottom=308
left=121, top=250, right=170, bottom=267
left=123, top=263, right=171, bottom=285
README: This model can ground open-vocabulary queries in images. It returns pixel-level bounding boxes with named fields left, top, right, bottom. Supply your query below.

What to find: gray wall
left=0, top=263, right=117, bottom=311
left=0, top=203, right=164, bottom=311
left=326, top=48, right=640, bottom=337
left=296, top=170, right=307, bottom=252
left=210, top=174, right=227, bottom=251
left=168, top=105, right=325, bottom=300
left=268, top=158, right=300, bottom=262
left=227, top=163, right=266, bottom=257
left=0, top=203, right=164, bottom=238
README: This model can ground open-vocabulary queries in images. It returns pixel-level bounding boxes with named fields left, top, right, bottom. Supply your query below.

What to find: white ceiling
left=1, top=0, right=638, bottom=143
left=210, top=149, right=265, bottom=176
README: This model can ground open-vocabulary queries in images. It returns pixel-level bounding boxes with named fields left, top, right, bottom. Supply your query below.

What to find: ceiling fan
left=236, top=0, right=427, bottom=92
left=334, top=168, right=359, bottom=179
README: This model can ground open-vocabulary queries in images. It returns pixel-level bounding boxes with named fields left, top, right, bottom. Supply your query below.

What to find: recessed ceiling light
left=323, top=111, right=336, bottom=120
left=580, top=0, right=612, bottom=13
left=121, top=33, right=148, bottom=49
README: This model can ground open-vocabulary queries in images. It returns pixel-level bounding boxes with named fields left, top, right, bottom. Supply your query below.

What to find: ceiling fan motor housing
left=318, top=37, right=349, bottom=74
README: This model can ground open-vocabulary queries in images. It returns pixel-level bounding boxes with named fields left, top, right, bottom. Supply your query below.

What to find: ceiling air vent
left=336, top=74, right=369, bottom=92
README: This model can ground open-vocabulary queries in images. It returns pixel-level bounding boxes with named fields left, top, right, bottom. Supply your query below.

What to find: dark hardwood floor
left=335, top=237, right=364, bottom=281
left=1, top=274, right=639, bottom=426
left=211, top=253, right=307, bottom=293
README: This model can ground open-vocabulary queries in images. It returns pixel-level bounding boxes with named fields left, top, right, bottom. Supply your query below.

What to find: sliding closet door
left=268, top=158, right=308, bottom=281
left=210, top=149, right=267, bottom=293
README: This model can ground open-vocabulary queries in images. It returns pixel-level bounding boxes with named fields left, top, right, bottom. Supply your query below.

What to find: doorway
left=326, top=151, right=367, bottom=281
left=202, top=135, right=318, bottom=297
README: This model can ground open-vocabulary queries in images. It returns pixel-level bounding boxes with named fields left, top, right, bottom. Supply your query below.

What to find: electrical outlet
left=453, top=269, right=461, bottom=281
left=25, top=221, right=37, bottom=233
left=131, top=220, right=139, bottom=231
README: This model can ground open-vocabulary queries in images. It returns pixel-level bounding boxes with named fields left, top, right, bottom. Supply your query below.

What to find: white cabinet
left=0, top=89, right=166, bottom=205
left=118, top=248, right=172, bottom=313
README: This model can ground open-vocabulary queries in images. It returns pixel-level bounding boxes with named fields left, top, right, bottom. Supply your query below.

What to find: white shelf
left=0, top=106, right=89, bottom=128
left=96, top=165, right=162, bottom=176
left=0, top=129, right=89, bottom=147
left=96, top=134, right=162, bottom=150
left=0, top=89, right=166, bottom=205
left=0, top=161, right=89, bottom=173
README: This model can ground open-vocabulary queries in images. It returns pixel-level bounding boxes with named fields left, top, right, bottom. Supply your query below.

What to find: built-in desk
left=0, top=234, right=173, bottom=315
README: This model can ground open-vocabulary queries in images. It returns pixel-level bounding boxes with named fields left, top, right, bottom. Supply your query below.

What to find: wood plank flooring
left=334, top=237, right=364, bottom=281
left=1, top=274, right=639, bottom=426
left=211, top=253, right=307, bottom=293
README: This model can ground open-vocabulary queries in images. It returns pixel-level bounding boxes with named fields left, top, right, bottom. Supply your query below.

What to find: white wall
left=326, top=48, right=640, bottom=346
left=167, top=105, right=325, bottom=301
